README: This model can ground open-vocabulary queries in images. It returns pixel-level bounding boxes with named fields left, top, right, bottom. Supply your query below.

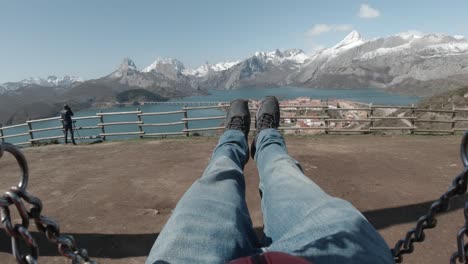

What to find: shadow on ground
left=363, top=193, right=468, bottom=230
left=1, top=194, right=467, bottom=259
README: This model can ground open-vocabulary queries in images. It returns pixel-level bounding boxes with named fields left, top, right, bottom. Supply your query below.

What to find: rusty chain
left=392, top=131, right=468, bottom=263
left=0, top=142, right=98, bottom=264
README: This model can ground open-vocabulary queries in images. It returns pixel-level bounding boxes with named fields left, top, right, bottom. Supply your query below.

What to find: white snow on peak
left=1, top=75, right=83, bottom=91
left=397, top=31, right=424, bottom=40
left=181, top=49, right=309, bottom=77
left=333, top=31, right=364, bottom=50
left=359, top=32, right=468, bottom=60
left=121, top=58, right=138, bottom=71
left=421, top=42, right=468, bottom=56
left=20, top=75, right=82, bottom=87
left=253, top=49, right=310, bottom=65
left=182, top=61, right=240, bottom=77
left=111, top=58, right=138, bottom=78
left=318, top=31, right=366, bottom=58
left=142, top=58, right=185, bottom=73
left=454, top=35, right=465, bottom=40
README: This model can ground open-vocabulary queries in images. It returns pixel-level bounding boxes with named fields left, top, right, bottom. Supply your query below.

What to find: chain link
left=450, top=203, right=468, bottom=263
left=392, top=131, right=468, bottom=263
left=0, top=143, right=98, bottom=264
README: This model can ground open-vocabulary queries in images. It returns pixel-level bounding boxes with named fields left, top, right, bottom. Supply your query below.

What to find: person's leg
left=63, top=126, right=68, bottom=144
left=146, top=100, right=259, bottom=264
left=69, top=126, right=76, bottom=145
left=254, top=129, right=393, bottom=264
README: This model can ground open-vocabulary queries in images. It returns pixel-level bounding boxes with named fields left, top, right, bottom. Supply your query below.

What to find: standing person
left=146, top=97, right=393, bottom=264
left=61, top=104, right=76, bottom=145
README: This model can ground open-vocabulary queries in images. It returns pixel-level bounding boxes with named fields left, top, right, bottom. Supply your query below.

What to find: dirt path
left=0, top=135, right=466, bottom=264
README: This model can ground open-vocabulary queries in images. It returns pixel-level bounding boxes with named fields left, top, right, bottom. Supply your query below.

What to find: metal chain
left=392, top=131, right=468, bottom=263
left=450, top=203, right=468, bottom=263
left=0, top=143, right=98, bottom=264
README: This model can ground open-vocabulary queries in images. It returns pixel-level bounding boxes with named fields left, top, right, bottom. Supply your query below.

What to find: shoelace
left=228, top=116, right=245, bottom=130
left=258, top=113, right=275, bottom=128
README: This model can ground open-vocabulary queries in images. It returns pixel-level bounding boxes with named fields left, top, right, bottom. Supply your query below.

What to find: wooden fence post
left=137, top=108, right=144, bottom=138
left=27, top=120, right=34, bottom=143
left=451, top=105, right=457, bottom=135
left=183, top=104, right=189, bottom=137
left=99, top=111, right=106, bottom=141
left=324, top=106, right=329, bottom=134
left=410, top=104, right=416, bottom=135
left=0, top=124, right=4, bottom=143
left=369, top=103, right=374, bottom=134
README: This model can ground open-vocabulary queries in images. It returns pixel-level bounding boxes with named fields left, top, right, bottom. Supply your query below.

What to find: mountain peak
left=109, top=57, right=139, bottom=78
left=339, top=30, right=363, bottom=46
left=251, top=49, right=310, bottom=64
left=182, top=60, right=240, bottom=77
left=119, top=57, right=138, bottom=71
left=328, top=30, right=365, bottom=54
left=142, top=58, right=185, bottom=73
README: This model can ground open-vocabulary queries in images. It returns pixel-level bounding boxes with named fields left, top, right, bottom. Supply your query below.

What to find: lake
left=171, top=87, right=420, bottom=105
left=3, top=87, right=421, bottom=144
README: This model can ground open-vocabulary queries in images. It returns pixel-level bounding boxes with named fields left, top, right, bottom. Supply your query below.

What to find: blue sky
left=1, top=0, right=468, bottom=83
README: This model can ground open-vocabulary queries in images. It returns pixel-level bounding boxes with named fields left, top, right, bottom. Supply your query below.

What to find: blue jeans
left=146, top=129, right=394, bottom=264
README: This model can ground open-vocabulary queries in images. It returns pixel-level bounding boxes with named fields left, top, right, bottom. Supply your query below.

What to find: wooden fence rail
left=1, top=103, right=468, bottom=147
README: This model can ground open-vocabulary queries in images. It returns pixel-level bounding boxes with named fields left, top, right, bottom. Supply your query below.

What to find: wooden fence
left=1, top=103, right=468, bottom=147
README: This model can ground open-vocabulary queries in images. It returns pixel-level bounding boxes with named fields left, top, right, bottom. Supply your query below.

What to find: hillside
left=115, top=89, right=168, bottom=103
left=417, top=86, right=468, bottom=109
left=0, top=59, right=205, bottom=125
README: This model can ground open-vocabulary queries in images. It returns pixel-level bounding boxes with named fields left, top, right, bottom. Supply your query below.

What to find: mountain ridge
left=2, top=30, right=468, bottom=125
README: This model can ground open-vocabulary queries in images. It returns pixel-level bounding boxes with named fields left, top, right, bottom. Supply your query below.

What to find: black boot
left=251, top=96, right=280, bottom=159
left=225, top=99, right=251, bottom=139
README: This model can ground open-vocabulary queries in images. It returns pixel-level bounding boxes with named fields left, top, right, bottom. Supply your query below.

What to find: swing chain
left=393, top=131, right=468, bottom=263
left=450, top=203, right=468, bottom=263
left=392, top=167, right=468, bottom=263
left=0, top=143, right=98, bottom=264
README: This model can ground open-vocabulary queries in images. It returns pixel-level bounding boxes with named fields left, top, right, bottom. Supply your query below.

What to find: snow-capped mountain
left=3, top=29, right=468, bottom=108
left=23, top=75, right=83, bottom=87
left=253, top=49, right=310, bottom=65
left=143, top=58, right=185, bottom=73
left=102, top=58, right=200, bottom=98
left=131, top=37, right=468, bottom=93
left=1, top=75, right=82, bottom=92
left=296, top=31, right=468, bottom=95
left=187, top=49, right=311, bottom=89
left=182, top=61, right=240, bottom=77
left=142, top=58, right=186, bottom=80
left=109, top=57, right=139, bottom=78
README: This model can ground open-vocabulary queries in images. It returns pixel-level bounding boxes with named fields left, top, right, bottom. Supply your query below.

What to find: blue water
left=2, top=87, right=421, bottom=145
left=172, top=87, right=421, bottom=106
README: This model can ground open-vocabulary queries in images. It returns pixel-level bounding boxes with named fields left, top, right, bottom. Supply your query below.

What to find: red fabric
left=228, top=252, right=312, bottom=264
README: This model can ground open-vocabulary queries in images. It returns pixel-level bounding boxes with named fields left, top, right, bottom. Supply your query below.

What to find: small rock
left=137, top=208, right=160, bottom=216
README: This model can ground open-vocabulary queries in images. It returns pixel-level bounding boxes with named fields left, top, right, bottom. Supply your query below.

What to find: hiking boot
left=251, top=96, right=280, bottom=159
left=225, top=99, right=251, bottom=139
left=255, top=96, right=280, bottom=131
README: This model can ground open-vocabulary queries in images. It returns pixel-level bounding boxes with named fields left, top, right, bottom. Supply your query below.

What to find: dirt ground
left=1, top=135, right=467, bottom=264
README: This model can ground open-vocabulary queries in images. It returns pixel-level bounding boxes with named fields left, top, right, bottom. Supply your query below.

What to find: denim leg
left=254, top=129, right=393, bottom=264
left=146, top=129, right=260, bottom=264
